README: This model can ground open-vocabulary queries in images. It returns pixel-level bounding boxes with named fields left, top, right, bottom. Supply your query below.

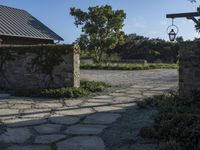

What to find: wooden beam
left=166, top=12, right=200, bottom=18
left=187, top=17, right=199, bottom=24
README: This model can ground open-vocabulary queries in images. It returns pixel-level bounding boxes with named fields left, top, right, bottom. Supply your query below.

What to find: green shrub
left=137, top=97, right=159, bottom=108
left=40, top=88, right=90, bottom=98
left=159, top=141, right=181, bottom=150
left=153, top=91, right=200, bottom=150
left=10, top=80, right=111, bottom=98
left=81, top=80, right=111, bottom=92
left=139, top=126, right=158, bottom=139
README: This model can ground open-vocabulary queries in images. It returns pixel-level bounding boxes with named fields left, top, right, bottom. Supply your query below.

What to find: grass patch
left=81, top=63, right=178, bottom=70
left=139, top=91, right=200, bottom=150
left=10, top=80, right=111, bottom=98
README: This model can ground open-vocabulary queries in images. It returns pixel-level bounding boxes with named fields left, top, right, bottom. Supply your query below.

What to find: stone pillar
left=179, top=42, right=200, bottom=97
left=72, top=44, right=80, bottom=88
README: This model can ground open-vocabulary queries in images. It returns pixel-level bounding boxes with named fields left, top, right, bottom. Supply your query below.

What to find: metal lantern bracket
left=166, top=12, right=200, bottom=24
left=166, top=12, right=200, bottom=41
left=167, top=19, right=179, bottom=34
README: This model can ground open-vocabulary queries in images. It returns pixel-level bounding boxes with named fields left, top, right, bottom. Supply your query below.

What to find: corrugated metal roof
left=0, top=5, right=64, bottom=41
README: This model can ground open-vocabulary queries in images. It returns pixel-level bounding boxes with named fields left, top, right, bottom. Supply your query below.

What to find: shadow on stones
left=0, top=96, right=154, bottom=150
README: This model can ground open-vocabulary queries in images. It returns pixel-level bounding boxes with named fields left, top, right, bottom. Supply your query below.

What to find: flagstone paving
left=0, top=69, right=178, bottom=150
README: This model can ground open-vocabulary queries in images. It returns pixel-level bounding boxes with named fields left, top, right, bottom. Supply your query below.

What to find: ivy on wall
left=0, top=44, right=80, bottom=87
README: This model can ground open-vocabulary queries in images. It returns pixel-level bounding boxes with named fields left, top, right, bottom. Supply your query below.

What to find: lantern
left=167, top=19, right=179, bottom=42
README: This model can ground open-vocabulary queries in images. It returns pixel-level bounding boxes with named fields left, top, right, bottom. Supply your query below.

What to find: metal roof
left=0, top=5, right=64, bottom=41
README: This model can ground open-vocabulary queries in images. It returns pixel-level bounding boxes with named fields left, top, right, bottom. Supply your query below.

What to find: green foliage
left=40, top=87, right=89, bottom=98
left=137, top=97, right=159, bottom=108
left=11, top=80, right=111, bottom=98
left=70, top=5, right=126, bottom=63
left=147, top=91, right=200, bottom=150
left=139, top=126, right=158, bottom=139
left=159, top=141, right=181, bottom=150
left=112, top=34, right=179, bottom=63
left=81, top=80, right=111, bottom=92
left=81, top=63, right=178, bottom=70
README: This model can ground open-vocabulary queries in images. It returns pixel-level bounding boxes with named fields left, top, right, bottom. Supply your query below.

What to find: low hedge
left=11, top=80, right=111, bottom=98
left=81, top=63, right=178, bottom=70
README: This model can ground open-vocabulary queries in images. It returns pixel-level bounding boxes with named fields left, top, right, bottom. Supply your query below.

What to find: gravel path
left=0, top=69, right=178, bottom=150
left=81, top=69, right=178, bottom=87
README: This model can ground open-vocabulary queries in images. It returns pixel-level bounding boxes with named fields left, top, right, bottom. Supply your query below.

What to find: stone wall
left=0, top=44, right=80, bottom=90
left=179, top=42, right=200, bottom=97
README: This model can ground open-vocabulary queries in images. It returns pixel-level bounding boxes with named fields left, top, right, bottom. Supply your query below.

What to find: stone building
left=0, top=5, right=63, bottom=45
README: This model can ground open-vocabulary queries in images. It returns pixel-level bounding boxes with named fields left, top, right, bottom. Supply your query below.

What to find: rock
left=65, top=124, right=106, bottom=135
left=83, top=113, right=121, bottom=124
left=0, top=127, right=31, bottom=144
left=57, top=136, right=106, bottom=150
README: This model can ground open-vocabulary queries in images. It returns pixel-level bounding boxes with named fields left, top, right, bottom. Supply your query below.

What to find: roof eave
left=0, top=33, right=64, bottom=41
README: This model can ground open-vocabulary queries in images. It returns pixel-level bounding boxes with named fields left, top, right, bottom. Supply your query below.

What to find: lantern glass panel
left=168, top=29, right=176, bottom=41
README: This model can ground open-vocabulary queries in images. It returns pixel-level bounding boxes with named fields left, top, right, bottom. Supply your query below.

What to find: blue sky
left=1, top=0, right=199, bottom=43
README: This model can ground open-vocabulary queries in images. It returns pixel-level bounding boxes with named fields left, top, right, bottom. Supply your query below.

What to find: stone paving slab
left=5, top=118, right=48, bottom=127
left=65, top=124, right=107, bottom=135
left=34, top=134, right=66, bottom=144
left=93, top=95, right=113, bottom=99
left=64, top=100, right=83, bottom=107
left=54, top=108, right=94, bottom=116
left=80, top=102, right=107, bottom=107
left=34, top=124, right=62, bottom=134
left=57, top=136, right=106, bottom=150
left=35, top=102, right=63, bottom=109
left=6, top=145, right=51, bottom=150
left=0, top=128, right=31, bottom=144
left=87, top=99, right=114, bottom=103
left=49, top=116, right=80, bottom=125
left=0, top=109, right=19, bottom=120
left=83, top=113, right=121, bottom=124
left=93, top=106, right=125, bottom=113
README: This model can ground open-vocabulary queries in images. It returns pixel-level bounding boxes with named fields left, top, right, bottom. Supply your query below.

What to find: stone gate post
left=179, top=42, right=200, bottom=97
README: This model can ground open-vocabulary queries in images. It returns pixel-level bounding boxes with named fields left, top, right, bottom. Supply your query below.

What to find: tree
left=70, top=5, right=126, bottom=63
left=176, top=36, right=184, bottom=43
left=112, top=34, right=179, bottom=63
